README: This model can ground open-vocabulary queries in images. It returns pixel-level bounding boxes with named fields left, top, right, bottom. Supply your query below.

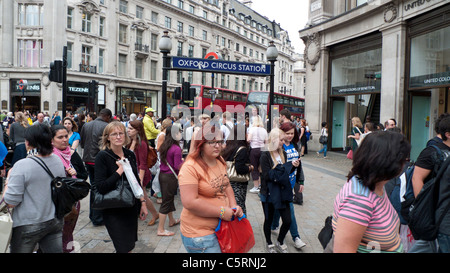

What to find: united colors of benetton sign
left=171, top=56, right=271, bottom=76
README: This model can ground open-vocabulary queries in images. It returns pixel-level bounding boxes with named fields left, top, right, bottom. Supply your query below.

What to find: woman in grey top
left=2, top=124, right=66, bottom=253
left=9, top=111, right=29, bottom=166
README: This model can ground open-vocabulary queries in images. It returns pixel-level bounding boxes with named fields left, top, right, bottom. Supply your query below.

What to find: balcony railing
left=79, top=64, right=97, bottom=74
left=135, top=43, right=150, bottom=53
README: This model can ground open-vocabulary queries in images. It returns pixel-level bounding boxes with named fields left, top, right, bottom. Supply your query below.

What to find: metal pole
left=161, top=52, right=169, bottom=119
left=62, top=46, right=67, bottom=117
left=268, top=60, right=275, bottom=132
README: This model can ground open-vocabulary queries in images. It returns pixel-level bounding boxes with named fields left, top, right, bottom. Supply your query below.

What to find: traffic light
left=88, top=80, right=98, bottom=98
left=173, top=87, right=182, bottom=100
left=182, top=81, right=191, bottom=101
left=182, top=82, right=195, bottom=101
left=49, top=60, right=63, bottom=83
left=188, top=87, right=196, bottom=101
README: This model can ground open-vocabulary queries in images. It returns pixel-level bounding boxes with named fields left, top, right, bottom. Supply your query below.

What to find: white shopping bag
left=0, top=201, right=13, bottom=253
left=118, top=158, right=144, bottom=199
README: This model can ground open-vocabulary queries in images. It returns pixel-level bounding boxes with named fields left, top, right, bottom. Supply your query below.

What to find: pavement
left=72, top=150, right=353, bottom=254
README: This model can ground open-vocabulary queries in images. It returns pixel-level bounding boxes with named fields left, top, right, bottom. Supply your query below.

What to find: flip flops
left=147, top=216, right=159, bottom=226
left=157, top=230, right=175, bottom=236
left=169, top=219, right=180, bottom=227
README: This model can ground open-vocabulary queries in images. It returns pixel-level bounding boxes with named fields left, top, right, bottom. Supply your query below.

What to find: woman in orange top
left=179, top=123, right=243, bottom=253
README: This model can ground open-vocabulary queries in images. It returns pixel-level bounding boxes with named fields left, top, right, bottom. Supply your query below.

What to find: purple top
left=160, top=144, right=183, bottom=174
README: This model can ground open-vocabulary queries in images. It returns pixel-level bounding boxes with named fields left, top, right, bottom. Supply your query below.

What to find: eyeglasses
left=110, top=132, right=125, bottom=138
left=206, top=140, right=224, bottom=147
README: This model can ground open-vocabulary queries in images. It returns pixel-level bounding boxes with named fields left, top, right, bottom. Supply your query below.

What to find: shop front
left=406, top=5, right=450, bottom=160
left=328, top=33, right=382, bottom=151
left=67, top=81, right=89, bottom=114
left=10, top=79, right=41, bottom=114
left=116, top=87, right=158, bottom=117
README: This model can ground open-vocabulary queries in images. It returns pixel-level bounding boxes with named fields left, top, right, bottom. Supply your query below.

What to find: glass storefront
left=329, top=35, right=382, bottom=150
left=407, top=5, right=450, bottom=161
left=409, top=25, right=450, bottom=89
left=331, top=48, right=382, bottom=96
left=10, top=79, right=41, bottom=113
left=116, top=88, right=158, bottom=116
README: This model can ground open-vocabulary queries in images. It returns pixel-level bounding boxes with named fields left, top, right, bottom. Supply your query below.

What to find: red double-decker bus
left=245, top=90, right=305, bottom=119
left=178, top=84, right=248, bottom=114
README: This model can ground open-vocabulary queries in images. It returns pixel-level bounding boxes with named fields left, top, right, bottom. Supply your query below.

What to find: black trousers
left=261, top=200, right=291, bottom=245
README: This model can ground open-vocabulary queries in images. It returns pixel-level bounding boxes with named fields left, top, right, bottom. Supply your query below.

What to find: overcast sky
left=249, top=0, right=310, bottom=53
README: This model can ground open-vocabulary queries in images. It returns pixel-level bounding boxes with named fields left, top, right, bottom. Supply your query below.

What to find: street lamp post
left=266, top=41, right=278, bottom=132
left=159, top=31, right=172, bottom=119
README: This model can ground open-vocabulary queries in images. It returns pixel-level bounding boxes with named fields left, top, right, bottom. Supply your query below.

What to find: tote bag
left=0, top=200, right=13, bottom=253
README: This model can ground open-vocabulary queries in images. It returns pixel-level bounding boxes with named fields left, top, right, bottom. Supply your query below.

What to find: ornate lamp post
left=158, top=31, right=172, bottom=119
left=266, top=41, right=278, bottom=132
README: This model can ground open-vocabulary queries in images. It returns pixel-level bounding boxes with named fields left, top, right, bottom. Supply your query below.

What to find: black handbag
left=30, top=156, right=91, bottom=219
left=318, top=215, right=333, bottom=249
left=92, top=174, right=135, bottom=210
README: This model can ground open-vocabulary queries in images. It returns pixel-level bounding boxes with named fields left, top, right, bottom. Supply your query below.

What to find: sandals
left=147, top=216, right=159, bottom=226
left=157, top=230, right=175, bottom=236
left=169, top=219, right=180, bottom=227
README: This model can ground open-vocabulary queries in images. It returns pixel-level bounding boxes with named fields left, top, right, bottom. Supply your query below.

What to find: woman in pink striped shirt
left=329, top=130, right=410, bottom=253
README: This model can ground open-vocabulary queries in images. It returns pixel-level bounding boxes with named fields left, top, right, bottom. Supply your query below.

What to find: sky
left=249, top=0, right=310, bottom=54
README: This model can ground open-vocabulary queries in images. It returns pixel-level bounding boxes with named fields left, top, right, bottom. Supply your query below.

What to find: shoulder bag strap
left=166, top=162, right=178, bottom=179
left=29, top=156, right=55, bottom=179
left=233, top=146, right=245, bottom=162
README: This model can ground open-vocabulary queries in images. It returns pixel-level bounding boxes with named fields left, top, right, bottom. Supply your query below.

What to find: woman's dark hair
left=280, top=122, right=299, bottom=144
left=24, top=124, right=54, bottom=156
left=159, top=125, right=181, bottom=164
left=221, top=125, right=248, bottom=160
left=347, top=131, right=411, bottom=191
left=50, top=124, right=68, bottom=138
left=321, top=121, right=327, bottom=128
left=127, top=120, right=148, bottom=147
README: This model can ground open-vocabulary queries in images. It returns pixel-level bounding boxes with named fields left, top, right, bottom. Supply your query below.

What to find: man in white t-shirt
left=220, top=111, right=234, bottom=141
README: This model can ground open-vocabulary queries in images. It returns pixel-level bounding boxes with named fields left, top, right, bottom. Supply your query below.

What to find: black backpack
left=408, top=156, right=450, bottom=241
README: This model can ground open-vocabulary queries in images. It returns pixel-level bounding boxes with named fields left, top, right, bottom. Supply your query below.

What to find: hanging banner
left=171, top=56, right=271, bottom=76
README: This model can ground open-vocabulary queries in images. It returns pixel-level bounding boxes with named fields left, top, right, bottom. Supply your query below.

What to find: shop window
left=409, top=25, right=450, bottom=89
left=331, top=48, right=382, bottom=96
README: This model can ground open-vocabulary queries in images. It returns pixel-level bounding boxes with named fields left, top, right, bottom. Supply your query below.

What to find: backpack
left=400, top=145, right=444, bottom=223
left=386, top=164, right=412, bottom=225
left=408, top=156, right=450, bottom=241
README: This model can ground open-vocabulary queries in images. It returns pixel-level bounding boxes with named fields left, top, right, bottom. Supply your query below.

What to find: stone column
left=379, top=21, right=407, bottom=127
left=303, top=32, right=329, bottom=151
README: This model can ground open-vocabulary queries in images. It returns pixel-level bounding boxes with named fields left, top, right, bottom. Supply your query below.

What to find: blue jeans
left=271, top=202, right=300, bottom=241
left=318, top=144, right=327, bottom=157
left=181, top=233, right=222, bottom=253
left=438, top=234, right=450, bottom=253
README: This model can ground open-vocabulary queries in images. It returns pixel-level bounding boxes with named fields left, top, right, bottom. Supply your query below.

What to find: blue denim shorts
left=181, top=233, right=222, bottom=253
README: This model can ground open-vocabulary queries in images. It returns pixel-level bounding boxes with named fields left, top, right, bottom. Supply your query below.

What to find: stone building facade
left=0, top=0, right=298, bottom=118
left=299, top=0, right=449, bottom=160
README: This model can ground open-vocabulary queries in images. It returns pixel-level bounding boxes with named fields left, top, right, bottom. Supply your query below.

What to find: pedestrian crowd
left=1, top=106, right=449, bottom=254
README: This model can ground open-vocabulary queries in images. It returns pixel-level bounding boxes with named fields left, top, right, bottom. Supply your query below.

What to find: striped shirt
left=332, top=176, right=403, bottom=253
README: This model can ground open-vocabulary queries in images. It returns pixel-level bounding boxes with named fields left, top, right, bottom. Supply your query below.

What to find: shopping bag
left=0, top=200, right=13, bottom=253
left=215, top=213, right=255, bottom=253
left=347, top=149, right=353, bottom=160
left=118, top=158, right=144, bottom=199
